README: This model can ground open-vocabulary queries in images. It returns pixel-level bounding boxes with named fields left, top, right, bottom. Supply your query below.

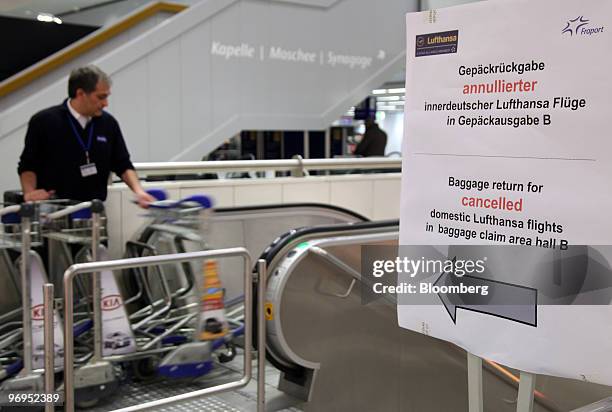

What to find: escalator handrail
left=253, top=219, right=399, bottom=376
left=258, top=219, right=399, bottom=266
left=215, top=202, right=369, bottom=222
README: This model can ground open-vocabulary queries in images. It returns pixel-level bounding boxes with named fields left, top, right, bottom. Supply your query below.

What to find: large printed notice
left=399, top=0, right=612, bottom=385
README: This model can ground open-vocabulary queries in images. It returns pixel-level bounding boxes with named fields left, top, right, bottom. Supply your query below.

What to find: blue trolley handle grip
left=148, top=194, right=213, bottom=210
left=176, top=195, right=213, bottom=209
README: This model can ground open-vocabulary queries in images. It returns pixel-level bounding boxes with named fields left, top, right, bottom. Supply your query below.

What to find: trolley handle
left=143, top=189, right=213, bottom=210
left=148, top=195, right=213, bottom=210
left=0, top=204, right=21, bottom=217
left=0, top=203, right=35, bottom=224
left=45, top=199, right=104, bottom=220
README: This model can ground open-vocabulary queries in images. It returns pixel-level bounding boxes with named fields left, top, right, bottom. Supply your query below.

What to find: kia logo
left=101, top=295, right=122, bottom=311
left=31, top=304, right=45, bottom=320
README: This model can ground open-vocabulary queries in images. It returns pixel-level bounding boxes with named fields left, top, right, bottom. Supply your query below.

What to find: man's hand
left=121, top=169, right=156, bottom=209
left=134, top=190, right=156, bottom=209
left=24, top=189, right=55, bottom=202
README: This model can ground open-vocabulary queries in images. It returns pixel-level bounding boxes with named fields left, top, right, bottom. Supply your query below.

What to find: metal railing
left=20, top=204, right=34, bottom=375
left=43, top=283, right=55, bottom=412
left=132, top=157, right=402, bottom=178
left=62, top=247, right=254, bottom=412
left=257, top=259, right=267, bottom=412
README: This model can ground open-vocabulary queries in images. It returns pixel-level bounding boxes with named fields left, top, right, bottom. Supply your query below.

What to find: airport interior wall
left=0, top=0, right=420, bottom=195
left=105, top=172, right=401, bottom=258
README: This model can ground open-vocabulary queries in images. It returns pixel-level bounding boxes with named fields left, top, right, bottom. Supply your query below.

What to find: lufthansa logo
left=415, top=30, right=459, bottom=57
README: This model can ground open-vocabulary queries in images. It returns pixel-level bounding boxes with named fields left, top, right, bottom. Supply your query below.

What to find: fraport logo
left=562, top=16, right=604, bottom=36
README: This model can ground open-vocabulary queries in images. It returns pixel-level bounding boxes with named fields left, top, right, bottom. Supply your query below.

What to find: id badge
left=80, top=163, right=98, bottom=177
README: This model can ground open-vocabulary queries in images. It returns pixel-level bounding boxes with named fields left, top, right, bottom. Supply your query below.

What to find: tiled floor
left=82, top=349, right=303, bottom=411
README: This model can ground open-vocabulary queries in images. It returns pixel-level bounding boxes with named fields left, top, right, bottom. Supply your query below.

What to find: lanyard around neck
left=67, top=113, right=94, bottom=163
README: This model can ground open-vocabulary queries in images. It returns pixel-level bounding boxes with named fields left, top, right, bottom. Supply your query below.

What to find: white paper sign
left=399, top=0, right=612, bottom=385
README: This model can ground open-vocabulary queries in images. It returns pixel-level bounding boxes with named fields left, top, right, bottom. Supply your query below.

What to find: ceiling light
left=387, top=87, right=406, bottom=94
left=37, top=13, right=62, bottom=24
left=37, top=13, right=53, bottom=22
left=377, top=96, right=400, bottom=101
left=372, top=89, right=387, bottom=95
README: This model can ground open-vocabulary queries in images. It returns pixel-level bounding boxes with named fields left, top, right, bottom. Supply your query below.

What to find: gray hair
left=68, top=65, right=112, bottom=98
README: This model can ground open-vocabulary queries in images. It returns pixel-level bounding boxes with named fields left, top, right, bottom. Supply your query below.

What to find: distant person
left=17, top=65, right=155, bottom=207
left=354, top=118, right=387, bottom=157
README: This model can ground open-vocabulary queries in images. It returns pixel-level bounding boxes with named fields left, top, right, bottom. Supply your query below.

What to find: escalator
left=259, top=220, right=612, bottom=411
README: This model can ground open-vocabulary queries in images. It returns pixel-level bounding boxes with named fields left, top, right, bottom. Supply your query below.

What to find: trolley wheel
left=74, top=378, right=120, bottom=408
left=217, top=342, right=236, bottom=363
left=75, top=397, right=100, bottom=408
left=132, top=357, right=159, bottom=381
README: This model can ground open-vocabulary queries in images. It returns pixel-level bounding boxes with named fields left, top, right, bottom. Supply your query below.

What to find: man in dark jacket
left=18, top=65, right=154, bottom=207
left=354, top=117, right=387, bottom=157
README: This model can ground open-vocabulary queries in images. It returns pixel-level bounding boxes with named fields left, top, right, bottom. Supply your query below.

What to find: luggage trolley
left=117, top=191, right=241, bottom=382
left=0, top=201, right=65, bottom=396
left=41, top=200, right=123, bottom=407
left=0, top=193, right=244, bottom=409
left=0, top=199, right=140, bottom=409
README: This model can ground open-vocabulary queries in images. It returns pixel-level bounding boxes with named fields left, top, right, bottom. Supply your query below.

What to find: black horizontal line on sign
left=418, top=44, right=454, bottom=49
